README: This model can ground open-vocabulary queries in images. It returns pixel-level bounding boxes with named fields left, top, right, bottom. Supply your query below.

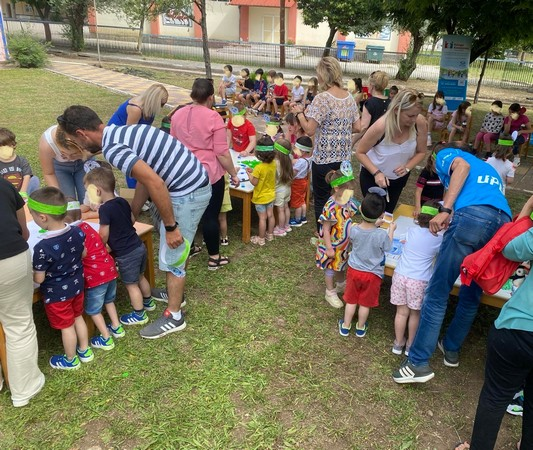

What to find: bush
left=7, top=32, right=49, bottom=68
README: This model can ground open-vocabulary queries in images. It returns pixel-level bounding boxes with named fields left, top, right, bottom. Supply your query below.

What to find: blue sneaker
left=143, top=297, right=156, bottom=311
left=107, top=323, right=126, bottom=338
left=289, top=218, right=302, bottom=227
left=338, top=319, right=351, bottom=337
left=300, top=216, right=308, bottom=224
left=355, top=322, right=368, bottom=338
left=76, top=346, right=94, bottom=363
left=120, top=310, right=148, bottom=326
left=49, top=354, right=80, bottom=370
left=90, top=335, right=115, bottom=351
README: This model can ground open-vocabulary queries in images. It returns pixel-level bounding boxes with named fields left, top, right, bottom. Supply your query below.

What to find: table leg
left=142, top=233, right=155, bottom=287
left=0, top=324, right=8, bottom=387
left=242, top=192, right=252, bottom=243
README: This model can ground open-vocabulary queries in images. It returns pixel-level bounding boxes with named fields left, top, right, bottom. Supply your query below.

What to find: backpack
left=460, top=215, right=533, bottom=295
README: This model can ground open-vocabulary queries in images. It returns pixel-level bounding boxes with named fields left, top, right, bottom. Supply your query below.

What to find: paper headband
left=420, top=205, right=439, bottom=216
left=67, top=201, right=81, bottom=211
left=330, top=161, right=355, bottom=187
left=230, top=106, right=246, bottom=116
left=256, top=145, right=274, bottom=152
left=27, top=198, right=67, bottom=215
left=498, top=138, right=513, bottom=146
left=295, top=142, right=313, bottom=153
left=274, top=142, right=290, bottom=155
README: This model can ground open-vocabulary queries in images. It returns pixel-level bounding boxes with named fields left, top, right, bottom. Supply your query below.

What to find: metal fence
left=5, top=18, right=533, bottom=90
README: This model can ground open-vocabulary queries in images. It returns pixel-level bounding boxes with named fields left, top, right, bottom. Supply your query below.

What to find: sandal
left=208, top=255, right=230, bottom=270
left=190, top=243, right=202, bottom=258
left=250, top=235, right=265, bottom=246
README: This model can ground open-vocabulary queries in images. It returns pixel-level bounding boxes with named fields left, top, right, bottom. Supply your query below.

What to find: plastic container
left=161, top=238, right=191, bottom=276
left=366, top=45, right=385, bottom=63
left=337, top=41, right=355, bottom=62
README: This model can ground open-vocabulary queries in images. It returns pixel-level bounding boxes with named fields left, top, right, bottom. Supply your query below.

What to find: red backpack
left=460, top=216, right=533, bottom=295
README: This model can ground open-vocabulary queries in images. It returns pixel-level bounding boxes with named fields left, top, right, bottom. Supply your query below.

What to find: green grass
left=0, top=68, right=526, bottom=449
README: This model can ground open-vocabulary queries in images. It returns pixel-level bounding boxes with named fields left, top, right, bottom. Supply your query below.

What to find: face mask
left=86, top=184, right=102, bottom=206
left=231, top=115, right=245, bottom=127
left=339, top=189, right=354, bottom=205
left=465, top=106, right=472, bottom=116
left=511, top=112, right=519, bottom=120
left=274, top=78, right=284, bottom=87
left=224, top=70, right=231, bottom=77
left=266, top=124, right=278, bottom=137
left=436, top=98, right=445, bottom=106
left=491, top=105, right=502, bottom=114
left=347, top=80, right=355, bottom=93
left=0, top=145, right=14, bottom=160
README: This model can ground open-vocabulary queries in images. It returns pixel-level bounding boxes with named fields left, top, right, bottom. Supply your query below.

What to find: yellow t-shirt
left=251, top=160, right=276, bottom=204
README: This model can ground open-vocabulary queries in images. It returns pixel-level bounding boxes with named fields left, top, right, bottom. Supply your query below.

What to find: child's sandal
left=207, top=255, right=230, bottom=270
left=250, top=236, right=265, bottom=246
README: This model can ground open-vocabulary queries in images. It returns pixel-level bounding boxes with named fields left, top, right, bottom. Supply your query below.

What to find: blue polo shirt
left=436, top=148, right=512, bottom=218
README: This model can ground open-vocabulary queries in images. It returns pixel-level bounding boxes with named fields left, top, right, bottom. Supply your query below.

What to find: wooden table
left=0, top=214, right=155, bottom=387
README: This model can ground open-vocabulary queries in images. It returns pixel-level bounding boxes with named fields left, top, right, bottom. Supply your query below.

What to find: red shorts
left=343, top=267, right=382, bottom=307
left=289, top=177, right=308, bottom=208
left=44, top=291, right=84, bottom=330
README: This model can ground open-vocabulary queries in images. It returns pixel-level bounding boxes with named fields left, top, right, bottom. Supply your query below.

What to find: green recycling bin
left=366, top=45, right=385, bottom=63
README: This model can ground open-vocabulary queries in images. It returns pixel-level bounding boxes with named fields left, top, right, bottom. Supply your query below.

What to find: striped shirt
left=102, top=125, right=209, bottom=197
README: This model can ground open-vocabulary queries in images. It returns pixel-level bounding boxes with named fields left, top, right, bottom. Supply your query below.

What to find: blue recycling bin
left=366, top=45, right=385, bottom=63
left=337, top=41, right=355, bottom=62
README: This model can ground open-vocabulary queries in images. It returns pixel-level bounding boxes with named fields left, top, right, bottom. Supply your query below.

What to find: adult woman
left=360, top=71, right=390, bottom=132
left=38, top=125, right=87, bottom=201
left=356, top=88, right=428, bottom=213
left=503, top=103, right=531, bottom=166
left=0, top=177, right=44, bottom=407
left=292, top=57, right=360, bottom=228
left=170, top=78, right=239, bottom=270
left=108, top=83, right=169, bottom=188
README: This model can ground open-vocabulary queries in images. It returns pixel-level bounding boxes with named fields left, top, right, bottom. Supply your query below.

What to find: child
left=84, top=168, right=154, bottom=326
left=29, top=187, right=94, bottom=370
left=252, top=69, right=276, bottom=114
left=289, top=136, right=313, bottom=227
left=246, top=136, right=277, bottom=246
left=237, top=68, right=255, bottom=105
left=316, top=163, right=359, bottom=308
left=218, top=64, right=236, bottom=104
left=265, top=119, right=285, bottom=142
left=426, top=91, right=448, bottom=146
left=339, top=187, right=395, bottom=337
left=219, top=176, right=232, bottom=246
left=284, top=75, right=305, bottom=110
left=348, top=78, right=364, bottom=112
left=64, top=199, right=124, bottom=350
left=249, top=68, right=267, bottom=111
left=305, top=77, right=318, bottom=106
left=486, top=141, right=515, bottom=194
left=227, top=102, right=257, bottom=156
left=413, top=151, right=444, bottom=218
left=390, top=200, right=443, bottom=354
left=0, top=127, right=39, bottom=198
left=284, top=113, right=305, bottom=146
left=273, top=138, right=294, bottom=236
left=473, top=100, right=504, bottom=157
left=80, top=159, right=114, bottom=220
left=503, top=103, right=531, bottom=166
left=267, top=72, right=289, bottom=120
left=389, top=85, right=399, bottom=99
left=447, top=101, right=472, bottom=143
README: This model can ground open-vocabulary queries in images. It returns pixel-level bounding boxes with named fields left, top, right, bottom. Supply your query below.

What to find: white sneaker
left=325, top=290, right=344, bottom=308
left=336, top=280, right=346, bottom=294
left=426, top=134, right=432, bottom=147
left=513, top=156, right=521, bottom=167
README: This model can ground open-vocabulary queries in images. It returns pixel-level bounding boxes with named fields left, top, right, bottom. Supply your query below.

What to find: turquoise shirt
left=494, top=228, right=533, bottom=332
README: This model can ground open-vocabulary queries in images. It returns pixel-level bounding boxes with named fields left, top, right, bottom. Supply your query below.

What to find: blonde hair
left=316, top=57, right=343, bottom=90
left=383, top=88, right=423, bottom=143
left=369, top=71, right=389, bottom=93
left=55, top=127, right=87, bottom=161
left=137, top=84, right=168, bottom=120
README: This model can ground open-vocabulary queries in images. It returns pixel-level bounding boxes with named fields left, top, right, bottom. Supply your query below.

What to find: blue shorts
left=115, top=244, right=147, bottom=284
left=85, top=279, right=117, bottom=315
left=275, top=98, right=284, bottom=106
left=254, top=202, right=274, bottom=213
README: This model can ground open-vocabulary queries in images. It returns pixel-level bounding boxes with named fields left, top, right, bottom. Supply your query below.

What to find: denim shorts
left=115, top=244, right=147, bottom=284
left=255, top=201, right=274, bottom=213
left=85, top=279, right=117, bottom=315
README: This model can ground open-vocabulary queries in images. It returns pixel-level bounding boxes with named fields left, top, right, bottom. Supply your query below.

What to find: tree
left=296, top=0, right=384, bottom=57
left=25, top=0, right=53, bottom=42
left=51, top=0, right=89, bottom=51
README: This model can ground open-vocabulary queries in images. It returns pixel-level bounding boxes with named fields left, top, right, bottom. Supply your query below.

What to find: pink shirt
left=171, top=104, right=228, bottom=184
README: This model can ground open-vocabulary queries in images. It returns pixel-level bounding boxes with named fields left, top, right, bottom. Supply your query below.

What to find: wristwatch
left=164, top=222, right=179, bottom=232
left=438, top=205, right=453, bottom=214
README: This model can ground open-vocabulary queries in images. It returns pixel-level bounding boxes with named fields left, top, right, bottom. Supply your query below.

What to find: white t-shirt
left=291, top=86, right=305, bottom=103
left=485, top=157, right=515, bottom=194
left=293, top=157, right=311, bottom=179
left=366, top=134, right=417, bottom=180
left=395, top=226, right=443, bottom=282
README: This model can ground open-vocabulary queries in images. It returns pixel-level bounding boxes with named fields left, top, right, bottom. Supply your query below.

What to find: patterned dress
left=316, top=196, right=359, bottom=271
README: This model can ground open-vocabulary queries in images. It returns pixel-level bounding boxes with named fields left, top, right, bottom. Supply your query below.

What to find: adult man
left=57, top=105, right=211, bottom=339
left=393, top=144, right=511, bottom=383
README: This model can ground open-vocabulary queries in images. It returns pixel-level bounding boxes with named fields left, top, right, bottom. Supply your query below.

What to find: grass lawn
left=0, top=68, right=528, bottom=449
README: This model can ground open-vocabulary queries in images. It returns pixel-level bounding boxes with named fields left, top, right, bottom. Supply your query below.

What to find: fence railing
left=5, top=18, right=533, bottom=90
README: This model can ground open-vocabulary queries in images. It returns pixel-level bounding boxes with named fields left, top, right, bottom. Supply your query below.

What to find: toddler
left=246, top=136, right=277, bottom=246
left=227, top=102, right=257, bottom=156
left=316, top=163, right=359, bottom=309
left=414, top=150, right=444, bottom=218
left=339, top=187, right=395, bottom=337
left=84, top=168, right=154, bottom=326
left=252, top=69, right=276, bottom=114
left=473, top=100, right=504, bottom=157
left=80, top=159, right=114, bottom=220
left=272, top=138, right=294, bottom=236
left=447, top=101, right=472, bottom=143
left=486, top=141, right=515, bottom=194
left=426, top=91, right=448, bottom=146
left=284, top=75, right=305, bottom=110
left=217, top=64, right=236, bottom=104
left=65, top=199, right=124, bottom=350
left=236, top=68, right=255, bottom=104
left=389, top=85, right=398, bottom=99
left=289, top=136, right=313, bottom=227
left=267, top=72, right=289, bottom=120
left=29, top=187, right=94, bottom=370
left=503, top=103, right=531, bottom=166
left=284, top=113, right=305, bottom=146
left=390, top=200, right=443, bottom=354
left=305, top=77, right=318, bottom=106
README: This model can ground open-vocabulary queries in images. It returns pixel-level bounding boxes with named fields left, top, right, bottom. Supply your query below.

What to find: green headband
left=28, top=198, right=67, bottom=215
left=234, top=108, right=246, bottom=116
left=67, top=201, right=81, bottom=211
left=498, top=138, right=513, bottom=146
left=330, top=175, right=354, bottom=188
left=256, top=145, right=274, bottom=152
left=359, top=209, right=377, bottom=223
left=274, top=142, right=290, bottom=155
left=295, top=142, right=313, bottom=153
left=267, top=121, right=280, bottom=127
left=420, top=205, right=439, bottom=216
left=531, top=211, right=533, bottom=221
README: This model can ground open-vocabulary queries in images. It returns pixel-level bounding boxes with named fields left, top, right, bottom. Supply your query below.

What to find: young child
left=267, top=72, right=289, bottom=120
left=0, top=127, right=39, bottom=198
left=473, top=100, right=504, bottom=157
left=237, top=68, right=255, bottom=105
left=413, top=151, right=444, bottom=218
left=252, top=69, right=276, bottom=114
left=339, top=187, right=395, bottom=337
left=503, top=103, right=531, bottom=166
left=80, top=159, right=114, bottom=220
left=447, top=101, right=472, bottom=143
left=426, top=91, right=448, bottom=146
left=305, top=77, right=318, bottom=106
left=84, top=168, right=155, bottom=326
left=218, top=64, right=236, bottom=104
left=486, top=141, right=515, bottom=194
left=249, top=68, right=267, bottom=110
left=227, top=102, right=257, bottom=156
left=273, top=138, right=294, bottom=236
left=29, top=187, right=94, bottom=370
left=316, top=163, right=359, bottom=308
left=389, top=85, right=399, bottom=99
left=284, top=113, right=305, bottom=146
left=289, top=136, right=313, bottom=227
left=284, top=75, right=305, bottom=110
left=390, top=200, right=443, bottom=354
left=219, top=176, right=232, bottom=246
left=64, top=199, right=124, bottom=350
left=246, top=136, right=276, bottom=246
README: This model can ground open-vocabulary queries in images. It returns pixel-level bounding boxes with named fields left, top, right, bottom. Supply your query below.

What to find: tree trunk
left=430, top=34, right=438, bottom=55
left=323, top=26, right=337, bottom=58
left=199, top=0, right=212, bottom=78
left=473, top=50, right=489, bottom=104
left=395, top=30, right=424, bottom=81
left=35, top=6, right=52, bottom=42
left=279, top=0, right=285, bottom=68
left=137, top=15, right=144, bottom=52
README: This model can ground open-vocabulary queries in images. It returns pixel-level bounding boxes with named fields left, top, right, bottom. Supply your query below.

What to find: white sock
left=170, top=310, right=182, bottom=321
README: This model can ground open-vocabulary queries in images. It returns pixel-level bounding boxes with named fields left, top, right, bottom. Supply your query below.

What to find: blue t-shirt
left=98, top=197, right=142, bottom=257
left=435, top=148, right=511, bottom=218
left=33, top=225, right=85, bottom=304
left=107, top=100, right=154, bottom=126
